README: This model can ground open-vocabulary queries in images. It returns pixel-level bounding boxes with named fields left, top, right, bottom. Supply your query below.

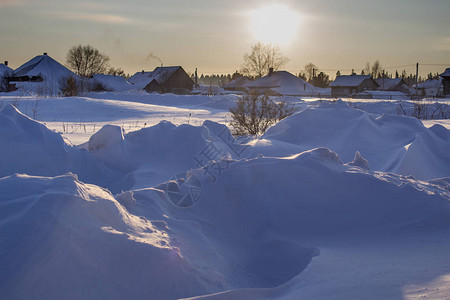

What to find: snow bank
left=87, top=119, right=245, bottom=191
left=142, top=148, right=450, bottom=298
left=1, top=101, right=450, bottom=299
left=0, top=105, right=105, bottom=184
left=0, top=173, right=211, bottom=299
left=254, top=100, right=450, bottom=179
left=397, top=124, right=450, bottom=180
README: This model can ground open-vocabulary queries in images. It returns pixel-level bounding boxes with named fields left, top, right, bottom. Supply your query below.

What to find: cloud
left=0, top=0, right=25, bottom=8
left=52, top=11, right=134, bottom=25
left=70, top=1, right=103, bottom=10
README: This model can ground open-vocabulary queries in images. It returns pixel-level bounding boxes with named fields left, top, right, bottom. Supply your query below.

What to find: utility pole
left=311, top=68, right=316, bottom=85
left=415, top=63, right=419, bottom=101
left=195, top=68, right=198, bottom=88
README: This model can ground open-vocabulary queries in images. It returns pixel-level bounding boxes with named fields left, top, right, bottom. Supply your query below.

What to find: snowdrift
left=255, top=100, right=450, bottom=180
left=0, top=173, right=211, bottom=300
left=87, top=120, right=246, bottom=192
left=0, top=105, right=105, bottom=184
left=2, top=149, right=449, bottom=299
left=2, top=103, right=450, bottom=299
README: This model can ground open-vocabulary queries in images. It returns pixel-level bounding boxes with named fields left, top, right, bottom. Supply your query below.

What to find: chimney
left=4, top=61, right=7, bottom=66
left=43, top=52, right=48, bottom=56
left=269, top=67, right=274, bottom=76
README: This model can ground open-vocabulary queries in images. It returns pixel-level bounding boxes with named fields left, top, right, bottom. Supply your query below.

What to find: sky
left=1, top=0, right=449, bottom=78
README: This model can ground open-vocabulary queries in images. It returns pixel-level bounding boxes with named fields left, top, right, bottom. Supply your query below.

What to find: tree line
left=64, top=43, right=440, bottom=89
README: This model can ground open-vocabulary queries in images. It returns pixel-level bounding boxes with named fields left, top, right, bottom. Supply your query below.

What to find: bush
left=229, top=90, right=297, bottom=136
left=59, top=76, right=79, bottom=97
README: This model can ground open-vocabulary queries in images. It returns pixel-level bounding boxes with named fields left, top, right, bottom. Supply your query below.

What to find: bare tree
left=371, top=60, right=383, bottom=78
left=364, top=60, right=383, bottom=78
left=229, top=90, right=297, bottom=136
left=66, top=45, right=110, bottom=77
left=241, top=43, right=289, bottom=78
left=304, top=63, right=317, bottom=82
left=364, top=62, right=371, bottom=76
left=107, top=67, right=125, bottom=77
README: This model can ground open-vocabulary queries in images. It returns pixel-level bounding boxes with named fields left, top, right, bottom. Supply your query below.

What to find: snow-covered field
left=1, top=91, right=449, bottom=299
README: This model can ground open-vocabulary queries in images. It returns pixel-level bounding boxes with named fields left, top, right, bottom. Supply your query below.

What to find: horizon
left=1, top=0, right=449, bottom=78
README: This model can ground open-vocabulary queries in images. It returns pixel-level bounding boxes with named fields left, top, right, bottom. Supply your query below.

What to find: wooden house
left=244, top=70, right=318, bottom=96
left=439, top=68, right=450, bottom=96
left=330, top=75, right=379, bottom=97
left=129, top=66, right=194, bottom=94
left=375, top=78, right=413, bottom=95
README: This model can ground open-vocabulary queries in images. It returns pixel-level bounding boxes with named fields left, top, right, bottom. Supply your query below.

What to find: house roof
left=330, top=75, right=377, bottom=87
left=13, top=54, right=76, bottom=81
left=92, top=74, right=133, bottom=91
left=0, top=63, right=13, bottom=77
left=439, top=68, right=450, bottom=77
left=375, top=78, right=404, bottom=90
left=223, top=76, right=252, bottom=89
left=129, top=66, right=186, bottom=89
left=416, top=78, right=442, bottom=89
left=245, top=71, right=316, bottom=95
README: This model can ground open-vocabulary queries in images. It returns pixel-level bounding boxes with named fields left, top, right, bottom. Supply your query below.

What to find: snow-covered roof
left=92, top=74, right=133, bottom=91
left=223, top=77, right=252, bottom=89
left=375, top=78, right=404, bottom=90
left=129, top=66, right=183, bottom=89
left=439, top=68, right=450, bottom=77
left=13, top=54, right=76, bottom=81
left=0, top=63, right=13, bottom=77
left=245, top=71, right=318, bottom=95
left=330, top=75, right=376, bottom=87
left=417, top=78, right=442, bottom=89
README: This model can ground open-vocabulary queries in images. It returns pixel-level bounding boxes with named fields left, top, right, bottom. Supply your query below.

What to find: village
left=1, top=52, right=449, bottom=100
left=1, top=1, right=450, bottom=299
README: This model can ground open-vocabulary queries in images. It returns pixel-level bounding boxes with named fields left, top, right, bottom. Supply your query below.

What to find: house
left=244, top=70, right=320, bottom=96
left=439, top=68, right=450, bottom=96
left=7, top=53, right=77, bottom=93
left=0, top=61, right=13, bottom=92
left=375, top=78, right=414, bottom=95
left=91, top=74, right=132, bottom=92
left=330, top=75, right=379, bottom=98
left=10, top=53, right=76, bottom=83
left=223, top=76, right=252, bottom=91
left=416, top=78, right=443, bottom=97
left=129, top=66, right=194, bottom=94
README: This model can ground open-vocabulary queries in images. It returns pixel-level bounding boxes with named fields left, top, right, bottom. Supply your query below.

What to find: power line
left=420, top=63, right=450, bottom=66
left=195, top=62, right=449, bottom=76
left=382, top=64, right=416, bottom=70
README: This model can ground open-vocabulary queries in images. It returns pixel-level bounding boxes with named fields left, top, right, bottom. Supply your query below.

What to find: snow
left=13, top=54, right=76, bottom=82
left=245, top=71, right=325, bottom=96
left=91, top=74, right=133, bottom=91
left=330, top=74, right=376, bottom=87
left=255, top=100, right=450, bottom=180
left=128, top=66, right=183, bottom=90
left=223, top=76, right=252, bottom=90
left=1, top=89, right=450, bottom=299
left=0, top=63, right=13, bottom=77
left=440, top=68, right=450, bottom=77
left=355, top=90, right=411, bottom=100
left=375, top=77, right=403, bottom=90
left=417, top=78, right=442, bottom=89
left=10, top=54, right=77, bottom=95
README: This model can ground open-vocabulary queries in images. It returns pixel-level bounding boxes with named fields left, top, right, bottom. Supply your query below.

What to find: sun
left=250, top=4, right=301, bottom=45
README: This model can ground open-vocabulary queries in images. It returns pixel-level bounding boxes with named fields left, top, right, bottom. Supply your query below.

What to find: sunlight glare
left=250, top=5, right=300, bottom=45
